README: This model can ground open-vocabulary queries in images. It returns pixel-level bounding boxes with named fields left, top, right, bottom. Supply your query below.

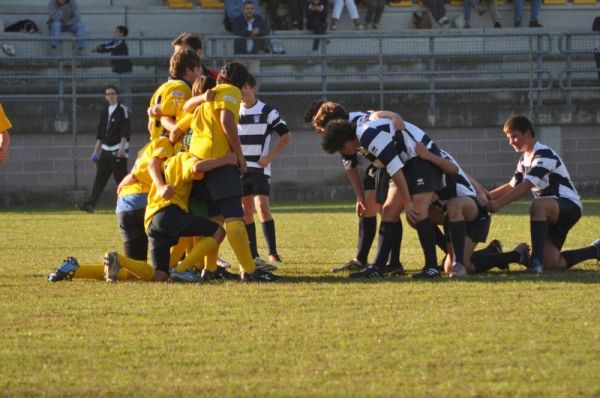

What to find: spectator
left=594, top=16, right=600, bottom=82
left=464, top=0, right=502, bottom=28
left=330, top=0, right=364, bottom=30
left=48, top=0, right=85, bottom=50
left=76, top=85, right=130, bottom=213
left=306, top=0, right=328, bottom=52
left=92, top=26, right=133, bottom=111
left=0, top=104, right=12, bottom=164
left=422, top=0, right=450, bottom=28
left=224, top=0, right=259, bottom=32
left=513, top=0, right=542, bottom=27
left=232, top=1, right=270, bottom=54
left=267, top=0, right=304, bottom=30
left=364, top=0, right=385, bottom=30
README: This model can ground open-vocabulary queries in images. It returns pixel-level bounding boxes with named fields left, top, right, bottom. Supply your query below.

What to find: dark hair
left=312, top=102, right=349, bottom=131
left=304, top=99, right=325, bottom=123
left=105, top=84, right=119, bottom=94
left=218, top=61, right=249, bottom=89
left=243, top=0, right=255, bottom=6
left=116, top=25, right=128, bottom=37
left=171, top=32, right=203, bottom=52
left=321, top=119, right=356, bottom=154
left=192, top=75, right=217, bottom=96
left=169, top=49, right=201, bottom=79
left=245, top=72, right=256, bottom=88
left=503, top=115, right=535, bottom=137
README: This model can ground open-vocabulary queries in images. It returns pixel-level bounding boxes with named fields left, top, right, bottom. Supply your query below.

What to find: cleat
left=199, top=269, right=217, bottom=281
left=449, top=262, right=467, bottom=278
left=384, top=262, right=406, bottom=277
left=513, top=243, right=530, bottom=267
left=103, top=251, right=121, bottom=282
left=254, top=257, right=277, bottom=272
left=331, top=259, right=366, bottom=273
left=591, top=239, right=600, bottom=262
left=412, top=267, right=442, bottom=279
left=268, top=254, right=283, bottom=264
left=170, top=269, right=202, bottom=283
left=48, top=257, right=79, bottom=282
left=349, top=265, right=384, bottom=279
left=215, top=267, right=238, bottom=280
left=75, top=203, right=94, bottom=213
left=241, top=269, right=280, bottom=282
left=487, top=239, right=503, bottom=254
left=217, top=257, right=232, bottom=269
left=527, top=257, right=544, bottom=274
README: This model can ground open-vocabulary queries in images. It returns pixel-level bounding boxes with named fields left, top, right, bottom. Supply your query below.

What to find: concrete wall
left=1, top=124, right=598, bottom=206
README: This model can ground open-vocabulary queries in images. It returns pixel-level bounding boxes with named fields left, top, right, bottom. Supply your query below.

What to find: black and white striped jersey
left=239, top=100, right=290, bottom=176
left=434, top=149, right=477, bottom=204
left=510, top=141, right=582, bottom=209
left=340, top=111, right=371, bottom=170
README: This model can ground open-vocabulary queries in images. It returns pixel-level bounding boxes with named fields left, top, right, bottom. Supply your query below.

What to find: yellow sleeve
left=161, top=85, right=189, bottom=118
left=181, top=153, right=203, bottom=182
left=0, top=105, right=13, bottom=132
left=150, top=137, right=174, bottom=160
left=213, top=86, right=241, bottom=122
left=176, top=113, right=193, bottom=132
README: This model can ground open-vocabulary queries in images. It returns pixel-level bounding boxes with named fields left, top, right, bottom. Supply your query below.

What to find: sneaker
left=216, top=257, right=231, bottom=269
left=527, top=257, right=544, bottom=274
left=331, top=259, right=366, bottom=273
left=103, top=251, right=120, bottom=282
left=48, top=257, right=79, bottom=282
left=75, top=203, right=94, bottom=213
left=372, top=23, right=378, bottom=30
left=528, top=20, right=543, bottom=28
left=591, top=238, right=600, bottom=262
left=254, top=257, right=277, bottom=272
left=354, top=24, right=365, bottom=30
left=514, top=243, right=530, bottom=267
left=170, top=269, right=202, bottom=283
left=349, top=265, right=384, bottom=279
left=241, top=269, right=280, bottom=282
left=215, top=267, right=239, bottom=280
left=514, top=21, right=522, bottom=27
left=412, top=267, right=442, bottom=279
left=268, top=254, right=283, bottom=264
left=450, top=262, right=467, bottom=278
left=384, top=262, right=406, bottom=277
left=330, top=21, right=337, bottom=31
left=493, top=21, right=502, bottom=28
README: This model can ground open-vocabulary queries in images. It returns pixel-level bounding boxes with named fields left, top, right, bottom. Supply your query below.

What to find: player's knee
left=213, top=225, right=226, bottom=244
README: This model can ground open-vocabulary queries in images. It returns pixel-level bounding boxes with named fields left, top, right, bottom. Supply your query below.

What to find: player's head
left=312, top=101, right=349, bottom=135
left=115, top=25, right=128, bottom=37
left=241, top=73, right=257, bottom=104
left=171, top=32, right=203, bottom=57
left=503, top=115, right=535, bottom=152
left=218, top=61, right=249, bottom=89
left=104, top=85, right=119, bottom=105
left=304, top=99, right=325, bottom=123
left=321, top=119, right=357, bottom=155
left=169, top=49, right=201, bottom=82
left=192, top=74, right=216, bottom=96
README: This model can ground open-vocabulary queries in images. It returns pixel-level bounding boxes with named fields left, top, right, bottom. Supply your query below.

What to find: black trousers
left=85, top=149, right=127, bottom=207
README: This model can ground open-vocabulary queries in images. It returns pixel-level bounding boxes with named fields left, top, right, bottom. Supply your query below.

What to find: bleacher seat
left=543, top=0, right=566, bottom=4
left=572, top=0, right=596, bottom=3
left=387, top=0, right=413, bottom=6
left=166, top=0, right=194, bottom=8
left=450, top=0, right=464, bottom=5
left=199, top=0, right=224, bottom=8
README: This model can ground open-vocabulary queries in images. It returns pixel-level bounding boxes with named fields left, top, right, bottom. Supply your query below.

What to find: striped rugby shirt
left=239, top=99, right=290, bottom=176
left=510, top=141, right=582, bottom=209
left=434, top=149, right=478, bottom=207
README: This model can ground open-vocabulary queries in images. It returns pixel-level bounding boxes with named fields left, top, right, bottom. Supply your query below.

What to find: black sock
left=387, top=221, right=403, bottom=267
left=373, top=221, right=400, bottom=270
left=472, top=246, right=498, bottom=257
left=530, top=220, right=549, bottom=260
left=415, top=218, right=438, bottom=269
left=447, top=220, right=467, bottom=265
left=246, top=222, right=259, bottom=258
left=261, top=219, right=277, bottom=257
left=562, top=246, right=597, bottom=268
left=356, top=216, right=377, bottom=265
left=472, top=251, right=520, bottom=273
left=434, top=224, right=447, bottom=253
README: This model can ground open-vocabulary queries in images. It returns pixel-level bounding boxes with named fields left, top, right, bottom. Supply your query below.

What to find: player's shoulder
left=214, top=84, right=241, bottom=105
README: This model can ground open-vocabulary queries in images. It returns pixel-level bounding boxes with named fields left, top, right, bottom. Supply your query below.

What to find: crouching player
left=103, top=150, right=238, bottom=282
left=486, top=115, right=599, bottom=273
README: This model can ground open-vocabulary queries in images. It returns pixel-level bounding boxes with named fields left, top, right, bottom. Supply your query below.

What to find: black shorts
left=467, top=206, right=491, bottom=243
left=241, top=172, right=271, bottom=196
left=548, top=197, right=582, bottom=250
left=191, top=165, right=242, bottom=202
left=400, top=157, right=444, bottom=195
left=374, top=168, right=390, bottom=205
left=363, top=164, right=376, bottom=191
left=117, top=207, right=146, bottom=243
left=147, top=205, right=219, bottom=273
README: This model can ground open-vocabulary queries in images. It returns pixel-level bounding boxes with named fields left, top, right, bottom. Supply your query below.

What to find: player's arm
left=219, top=108, right=247, bottom=174
left=414, top=142, right=459, bottom=175
left=370, top=111, right=405, bottom=130
left=487, top=183, right=513, bottom=200
left=258, top=132, right=291, bottom=167
left=0, top=130, right=10, bottom=164
left=466, top=174, right=488, bottom=208
left=487, top=181, right=533, bottom=213
left=182, top=90, right=215, bottom=113
left=345, top=166, right=367, bottom=216
left=192, top=152, right=238, bottom=179
left=148, top=156, right=174, bottom=200
left=116, top=172, right=137, bottom=194
left=159, top=116, right=177, bottom=134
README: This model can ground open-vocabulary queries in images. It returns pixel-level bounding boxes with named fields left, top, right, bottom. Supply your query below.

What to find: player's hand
left=475, top=193, right=488, bottom=208
left=486, top=199, right=500, bottom=213
left=91, top=152, right=99, bottom=162
left=237, top=156, right=248, bottom=174
left=204, top=89, right=215, bottom=102
left=404, top=200, right=420, bottom=225
left=157, top=184, right=175, bottom=200
left=355, top=200, right=366, bottom=217
left=224, top=151, right=238, bottom=166
left=257, top=156, right=271, bottom=168
left=414, top=142, right=430, bottom=160
left=117, top=149, right=126, bottom=158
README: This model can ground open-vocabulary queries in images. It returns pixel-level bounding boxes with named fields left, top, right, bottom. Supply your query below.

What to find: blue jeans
left=50, top=21, right=85, bottom=49
left=514, top=0, right=540, bottom=23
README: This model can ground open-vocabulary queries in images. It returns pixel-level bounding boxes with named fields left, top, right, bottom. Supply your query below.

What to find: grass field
left=1, top=199, right=600, bottom=397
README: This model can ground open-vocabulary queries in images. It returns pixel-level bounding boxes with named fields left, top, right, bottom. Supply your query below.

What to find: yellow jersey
left=144, top=151, right=204, bottom=230
left=120, top=136, right=174, bottom=198
left=188, top=84, right=241, bottom=160
left=0, top=104, right=13, bottom=132
left=148, top=79, right=192, bottom=140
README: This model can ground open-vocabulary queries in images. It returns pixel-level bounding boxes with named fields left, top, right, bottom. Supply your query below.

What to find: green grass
left=1, top=200, right=600, bottom=397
